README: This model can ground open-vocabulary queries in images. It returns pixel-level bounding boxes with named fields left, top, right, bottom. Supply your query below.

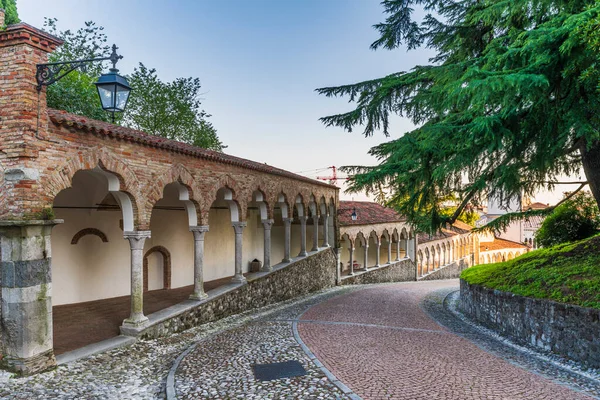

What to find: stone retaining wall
left=419, top=258, right=469, bottom=281
left=140, top=249, right=337, bottom=339
left=460, top=279, right=600, bottom=369
left=340, top=259, right=416, bottom=285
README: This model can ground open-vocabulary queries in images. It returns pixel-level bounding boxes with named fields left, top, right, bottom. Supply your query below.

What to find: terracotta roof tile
left=47, top=109, right=337, bottom=189
left=338, top=201, right=406, bottom=226
left=480, top=237, right=528, bottom=252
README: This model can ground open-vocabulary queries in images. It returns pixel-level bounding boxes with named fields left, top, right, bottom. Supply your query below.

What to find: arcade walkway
left=53, top=276, right=243, bottom=355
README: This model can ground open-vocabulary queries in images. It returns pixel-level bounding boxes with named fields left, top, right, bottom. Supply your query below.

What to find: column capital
left=261, top=219, right=275, bottom=229
left=190, top=225, right=210, bottom=233
left=124, top=231, right=151, bottom=250
left=231, top=221, right=247, bottom=234
left=298, top=216, right=309, bottom=223
left=282, top=217, right=294, bottom=224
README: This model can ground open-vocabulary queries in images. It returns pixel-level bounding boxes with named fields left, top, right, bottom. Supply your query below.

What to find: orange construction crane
left=316, top=166, right=350, bottom=185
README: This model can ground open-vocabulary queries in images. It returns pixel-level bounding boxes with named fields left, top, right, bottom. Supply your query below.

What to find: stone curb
left=292, top=300, right=362, bottom=400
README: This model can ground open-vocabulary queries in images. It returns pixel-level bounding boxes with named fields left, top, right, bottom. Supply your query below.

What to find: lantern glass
left=95, top=68, right=132, bottom=113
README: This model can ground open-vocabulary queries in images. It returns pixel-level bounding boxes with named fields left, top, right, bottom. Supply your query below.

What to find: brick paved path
left=298, top=280, right=594, bottom=400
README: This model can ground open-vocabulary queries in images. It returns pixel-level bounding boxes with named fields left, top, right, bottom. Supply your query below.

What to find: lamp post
left=36, top=44, right=131, bottom=122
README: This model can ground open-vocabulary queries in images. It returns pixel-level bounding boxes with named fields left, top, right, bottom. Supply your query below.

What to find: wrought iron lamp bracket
left=36, top=44, right=123, bottom=92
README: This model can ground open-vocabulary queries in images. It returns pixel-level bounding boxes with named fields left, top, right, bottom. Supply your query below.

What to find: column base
left=282, top=258, right=292, bottom=263
left=2, top=349, right=56, bottom=376
left=122, top=314, right=149, bottom=329
left=374, top=264, right=380, bottom=268
left=311, top=247, right=319, bottom=252
left=189, top=292, right=208, bottom=301
left=231, top=274, right=247, bottom=284
left=298, top=251, right=308, bottom=257
left=260, top=265, right=273, bottom=272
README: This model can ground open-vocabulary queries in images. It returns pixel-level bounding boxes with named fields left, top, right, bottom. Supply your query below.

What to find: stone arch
left=71, top=228, right=109, bottom=245
left=250, top=189, right=271, bottom=220
left=44, top=148, right=144, bottom=230
left=145, top=164, right=204, bottom=226
left=143, top=246, right=171, bottom=292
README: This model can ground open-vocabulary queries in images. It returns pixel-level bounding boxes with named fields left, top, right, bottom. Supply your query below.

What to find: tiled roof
left=525, top=202, right=549, bottom=210
left=524, top=215, right=545, bottom=229
left=47, top=109, right=337, bottom=189
left=480, top=237, right=528, bottom=252
left=417, top=222, right=472, bottom=244
left=338, top=201, right=406, bottom=226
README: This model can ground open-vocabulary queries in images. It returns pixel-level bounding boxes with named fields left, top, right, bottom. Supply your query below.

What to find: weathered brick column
left=0, top=16, right=63, bottom=220
left=0, top=220, right=62, bottom=375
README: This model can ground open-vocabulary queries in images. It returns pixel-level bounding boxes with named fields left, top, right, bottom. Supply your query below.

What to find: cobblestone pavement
left=0, top=286, right=358, bottom=400
left=298, top=280, right=600, bottom=400
left=3, top=280, right=600, bottom=399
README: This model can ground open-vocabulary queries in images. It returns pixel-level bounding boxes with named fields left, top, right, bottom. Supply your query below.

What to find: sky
left=16, top=0, right=584, bottom=205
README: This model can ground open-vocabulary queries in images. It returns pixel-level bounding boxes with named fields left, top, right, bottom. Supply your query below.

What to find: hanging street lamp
left=351, top=207, right=358, bottom=221
left=36, top=44, right=131, bottom=122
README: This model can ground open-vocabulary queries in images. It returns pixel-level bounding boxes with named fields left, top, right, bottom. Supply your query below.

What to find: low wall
left=419, top=258, right=469, bottom=281
left=140, top=249, right=337, bottom=339
left=460, top=280, right=600, bottom=369
left=341, top=259, right=416, bottom=285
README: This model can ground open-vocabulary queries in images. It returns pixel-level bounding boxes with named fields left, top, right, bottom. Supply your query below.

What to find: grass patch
left=461, top=234, right=600, bottom=309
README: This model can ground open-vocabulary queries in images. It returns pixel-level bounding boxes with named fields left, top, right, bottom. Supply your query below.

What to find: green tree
left=317, top=0, right=600, bottom=234
left=1, top=0, right=19, bottom=27
left=125, top=64, right=224, bottom=150
left=536, top=191, right=600, bottom=247
left=43, top=18, right=224, bottom=151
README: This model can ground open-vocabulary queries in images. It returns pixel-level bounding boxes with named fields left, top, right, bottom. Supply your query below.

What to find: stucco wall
left=51, top=206, right=299, bottom=305
left=340, top=258, right=416, bottom=285
left=460, top=280, right=600, bottom=369
left=140, top=248, right=337, bottom=339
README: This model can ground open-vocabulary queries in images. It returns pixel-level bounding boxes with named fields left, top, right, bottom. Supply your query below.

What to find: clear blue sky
left=17, top=0, right=575, bottom=203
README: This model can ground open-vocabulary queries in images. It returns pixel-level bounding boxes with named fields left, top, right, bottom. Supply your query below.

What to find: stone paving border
left=292, top=313, right=362, bottom=400
left=166, top=285, right=361, bottom=399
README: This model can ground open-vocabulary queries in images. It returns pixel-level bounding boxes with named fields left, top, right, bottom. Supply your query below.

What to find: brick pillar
left=0, top=220, right=62, bottom=375
left=0, top=21, right=63, bottom=220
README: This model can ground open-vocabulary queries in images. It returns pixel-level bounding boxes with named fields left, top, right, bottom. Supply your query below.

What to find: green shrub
left=535, top=192, right=599, bottom=247
left=461, top=234, right=600, bottom=309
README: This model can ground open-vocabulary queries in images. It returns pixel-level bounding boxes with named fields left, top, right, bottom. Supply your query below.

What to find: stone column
left=387, top=240, right=392, bottom=264
left=349, top=246, right=355, bottom=275
left=282, top=218, right=293, bottom=263
left=0, top=220, right=62, bottom=375
left=298, top=216, right=308, bottom=257
left=189, top=225, right=209, bottom=300
left=374, top=239, right=381, bottom=267
left=261, top=219, right=274, bottom=272
left=363, top=244, right=369, bottom=270
left=311, top=214, right=319, bottom=252
left=122, top=231, right=151, bottom=330
left=334, top=247, right=342, bottom=285
left=231, top=222, right=247, bottom=283
left=396, top=240, right=401, bottom=261
left=322, top=215, right=330, bottom=247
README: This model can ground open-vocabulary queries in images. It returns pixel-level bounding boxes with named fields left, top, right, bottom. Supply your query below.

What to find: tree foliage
left=0, top=0, right=19, bottom=27
left=536, top=191, right=600, bottom=247
left=318, top=0, right=600, bottom=234
left=43, top=18, right=224, bottom=151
